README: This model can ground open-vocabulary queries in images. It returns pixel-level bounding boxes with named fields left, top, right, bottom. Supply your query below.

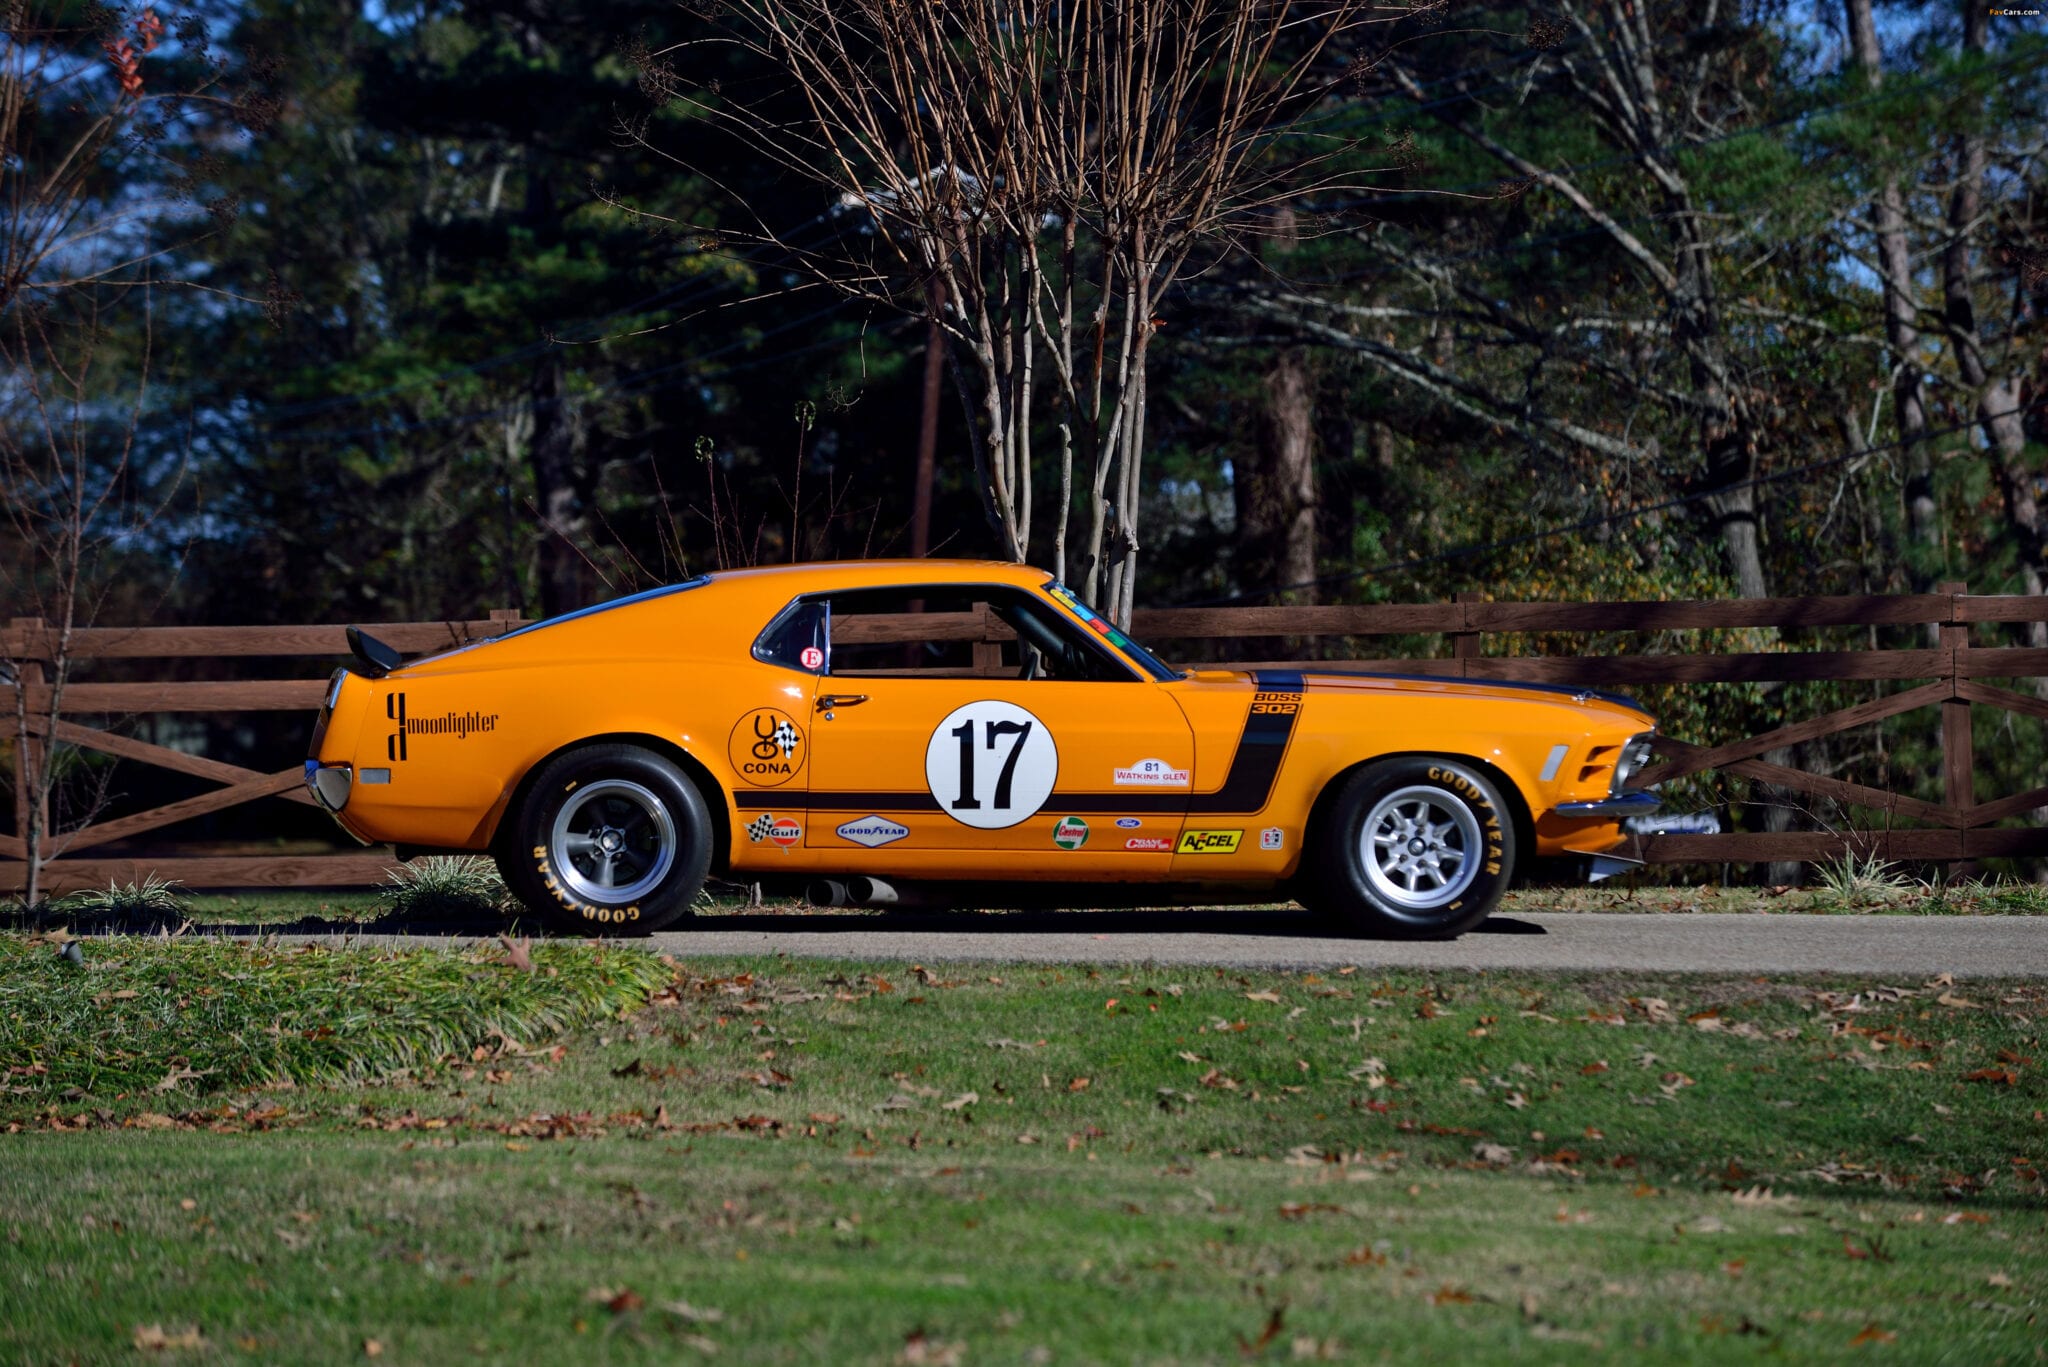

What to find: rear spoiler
left=345, top=625, right=403, bottom=678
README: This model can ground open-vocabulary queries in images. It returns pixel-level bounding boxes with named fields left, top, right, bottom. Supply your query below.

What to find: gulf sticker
left=729, top=708, right=805, bottom=787
left=745, top=813, right=802, bottom=848
left=1176, top=829, right=1242, bottom=855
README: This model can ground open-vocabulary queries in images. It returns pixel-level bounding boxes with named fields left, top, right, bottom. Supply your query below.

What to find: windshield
left=1041, top=580, right=1183, bottom=682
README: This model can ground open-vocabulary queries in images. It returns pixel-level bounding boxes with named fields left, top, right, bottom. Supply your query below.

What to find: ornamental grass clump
left=378, top=856, right=508, bottom=918
left=59, top=875, right=187, bottom=919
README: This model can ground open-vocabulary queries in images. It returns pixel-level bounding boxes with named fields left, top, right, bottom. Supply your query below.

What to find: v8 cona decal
left=729, top=708, right=806, bottom=786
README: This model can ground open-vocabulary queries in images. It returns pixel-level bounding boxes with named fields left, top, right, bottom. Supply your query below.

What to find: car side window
left=752, top=599, right=828, bottom=674
left=812, top=584, right=1138, bottom=682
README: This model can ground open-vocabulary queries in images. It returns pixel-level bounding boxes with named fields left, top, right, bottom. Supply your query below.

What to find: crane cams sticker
left=729, top=708, right=805, bottom=786
left=924, top=700, right=1058, bottom=830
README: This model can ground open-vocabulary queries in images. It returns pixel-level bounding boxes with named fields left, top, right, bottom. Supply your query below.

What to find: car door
left=801, top=583, right=1195, bottom=862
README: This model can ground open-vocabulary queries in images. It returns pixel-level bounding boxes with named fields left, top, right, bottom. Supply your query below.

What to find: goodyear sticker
left=1176, top=829, right=1242, bottom=855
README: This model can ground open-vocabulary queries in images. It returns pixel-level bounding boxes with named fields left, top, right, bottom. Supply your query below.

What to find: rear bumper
left=304, top=760, right=352, bottom=812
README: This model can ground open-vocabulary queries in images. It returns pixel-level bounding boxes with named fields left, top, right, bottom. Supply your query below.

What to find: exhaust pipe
left=806, top=879, right=851, bottom=907
left=845, top=875, right=898, bottom=906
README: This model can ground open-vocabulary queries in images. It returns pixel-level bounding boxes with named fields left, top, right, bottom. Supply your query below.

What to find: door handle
left=816, top=694, right=869, bottom=711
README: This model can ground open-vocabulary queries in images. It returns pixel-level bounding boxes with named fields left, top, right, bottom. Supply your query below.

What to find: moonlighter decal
left=836, top=815, right=909, bottom=848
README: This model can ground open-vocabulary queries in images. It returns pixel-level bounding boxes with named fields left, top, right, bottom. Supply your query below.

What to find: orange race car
left=304, top=561, right=1660, bottom=937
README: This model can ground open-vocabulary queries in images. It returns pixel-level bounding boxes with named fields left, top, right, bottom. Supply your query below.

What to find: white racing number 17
left=924, top=701, right=1058, bottom=830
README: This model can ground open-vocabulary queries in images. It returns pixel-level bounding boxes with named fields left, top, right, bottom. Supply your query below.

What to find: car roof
left=702, top=559, right=1056, bottom=594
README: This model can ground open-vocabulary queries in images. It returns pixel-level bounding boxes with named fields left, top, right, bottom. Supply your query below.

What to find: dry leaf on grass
left=940, top=1092, right=978, bottom=1111
left=1237, top=1306, right=1287, bottom=1355
left=132, top=1324, right=205, bottom=1352
left=498, top=935, right=534, bottom=973
left=1848, top=1323, right=1896, bottom=1346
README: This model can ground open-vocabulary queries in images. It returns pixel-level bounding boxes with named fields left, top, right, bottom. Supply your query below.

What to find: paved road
left=281, top=909, right=2048, bottom=977
left=635, top=911, right=2043, bottom=976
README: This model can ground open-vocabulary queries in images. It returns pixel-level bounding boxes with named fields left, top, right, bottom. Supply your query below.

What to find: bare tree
left=629, top=0, right=1401, bottom=623
left=2, top=5, right=238, bottom=904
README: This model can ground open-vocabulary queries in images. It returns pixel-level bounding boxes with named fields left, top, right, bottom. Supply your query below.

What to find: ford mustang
left=304, top=561, right=1659, bottom=936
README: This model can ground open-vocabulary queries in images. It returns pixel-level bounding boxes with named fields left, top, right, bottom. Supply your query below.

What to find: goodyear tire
left=1304, top=757, right=1516, bottom=939
left=497, top=744, right=711, bottom=935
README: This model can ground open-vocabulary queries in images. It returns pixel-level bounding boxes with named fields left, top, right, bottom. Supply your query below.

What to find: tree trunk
left=1844, top=0, right=1936, bottom=574
left=529, top=352, right=593, bottom=617
left=1238, top=348, right=1318, bottom=605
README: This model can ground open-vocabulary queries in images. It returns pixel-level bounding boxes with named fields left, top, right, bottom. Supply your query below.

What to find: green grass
left=0, top=935, right=672, bottom=1098
left=1, top=946, right=2043, bottom=1361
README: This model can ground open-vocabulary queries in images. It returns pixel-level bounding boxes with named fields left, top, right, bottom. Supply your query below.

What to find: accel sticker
left=1176, top=829, right=1241, bottom=855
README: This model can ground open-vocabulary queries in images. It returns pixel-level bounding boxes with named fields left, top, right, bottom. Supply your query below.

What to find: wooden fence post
left=1452, top=591, right=1482, bottom=676
left=489, top=608, right=522, bottom=634
left=9, top=617, right=49, bottom=854
left=1939, top=581, right=1974, bottom=873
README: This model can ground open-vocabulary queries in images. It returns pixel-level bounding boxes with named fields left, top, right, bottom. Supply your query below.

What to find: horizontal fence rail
left=5, top=584, right=2048, bottom=893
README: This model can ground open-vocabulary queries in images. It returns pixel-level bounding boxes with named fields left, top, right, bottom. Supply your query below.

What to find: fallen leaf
left=132, top=1324, right=205, bottom=1352
left=1848, top=1323, right=1896, bottom=1346
left=662, top=1301, right=726, bottom=1324
left=940, top=1092, right=978, bottom=1111
left=1245, top=990, right=1283, bottom=1004
left=1937, top=992, right=1980, bottom=1009
left=1428, top=1285, right=1474, bottom=1306
left=1237, top=1305, right=1287, bottom=1356
left=1987, top=1272, right=2013, bottom=1288
left=1580, top=1060, right=1609, bottom=1076
left=497, top=935, right=534, bottom=973
left=1067, top=1077, right=1090, bottom=1093
left=363, top=1339, right=383, bottom=1358
left=1964, top=1068, right=2018, bottom=1086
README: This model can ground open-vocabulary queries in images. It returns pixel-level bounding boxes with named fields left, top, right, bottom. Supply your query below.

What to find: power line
left=1176, top=396, right=2048, bottom=608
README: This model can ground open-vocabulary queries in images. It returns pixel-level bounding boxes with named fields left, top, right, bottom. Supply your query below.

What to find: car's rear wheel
left=1303, top=756, right=1516, bottom=938
left=497, top=743, right=711, bottom=934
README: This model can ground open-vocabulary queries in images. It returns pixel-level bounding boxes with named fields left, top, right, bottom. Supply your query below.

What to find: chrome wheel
left=1360, top=784, right=1483, bottom=910
left=549, top=779, right=676, bottom=903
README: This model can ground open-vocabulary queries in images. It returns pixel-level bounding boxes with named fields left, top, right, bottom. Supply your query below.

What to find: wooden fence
left=5, top=581, right=2047, bottom=893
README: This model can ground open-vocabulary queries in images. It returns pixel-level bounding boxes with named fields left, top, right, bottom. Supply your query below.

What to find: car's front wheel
left=497, top=743, right=711, bottom=934
left=1303, top=756, right=1517, bottom=938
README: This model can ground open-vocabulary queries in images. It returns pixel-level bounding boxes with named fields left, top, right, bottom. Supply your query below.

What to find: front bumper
left=1553, top=791, right=1661, bottom=819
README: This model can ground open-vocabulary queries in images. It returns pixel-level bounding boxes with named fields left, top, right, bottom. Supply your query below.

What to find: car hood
left=1205, top=668, right=1655, bottom=728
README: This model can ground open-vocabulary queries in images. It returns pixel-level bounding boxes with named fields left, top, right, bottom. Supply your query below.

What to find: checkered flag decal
left=770, top=720, right=800, bottom=757
left=745, top=813, right=778, bottom=844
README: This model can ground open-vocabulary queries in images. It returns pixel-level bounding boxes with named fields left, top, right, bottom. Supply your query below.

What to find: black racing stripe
left=743, top=672, right=1305, bottom=817
left=735, top=789, right=1187, bottom=814
left=1186, top=671, right=1301, bottom=814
